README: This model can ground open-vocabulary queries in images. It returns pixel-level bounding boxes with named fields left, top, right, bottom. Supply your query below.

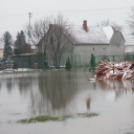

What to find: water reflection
left=6, top=78, right=13, bottom=92
left=0, top=76, right=3, bottom=91
left=29, top=71, right=78, bottom=116
left=97, top=80, right=134, bottom=92
left=1, top=71, right=134, bottom=117
left=1, top=71, right=134, bottom=134
left=17, top=75, right=32, bottom=95
left=86, top=98, right=90, bottom=111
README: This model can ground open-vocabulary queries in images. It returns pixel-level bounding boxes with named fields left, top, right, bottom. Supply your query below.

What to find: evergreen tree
left=65, top=57, right=71, bottom=70
left=90, top=54, right=96, bottom=72
left=3, top=31, right=13, bottom=60
left=20, top=30, right=26, bottom=44
left=14, top=32, right=21, bottom=54
left=14, top=30, right=31, bottom=54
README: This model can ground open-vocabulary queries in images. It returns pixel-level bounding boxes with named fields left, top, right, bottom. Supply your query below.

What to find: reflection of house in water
left=6, top=78, right=13, bottom=92
left=95, top=80, right=134, bottom=100
left=28, top=71, right=79, bottom=116
left=86, top=98, right=90, bottom=110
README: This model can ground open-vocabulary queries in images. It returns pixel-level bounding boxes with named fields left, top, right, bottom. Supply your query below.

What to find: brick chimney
left=83, top=20, right=88, bottom=32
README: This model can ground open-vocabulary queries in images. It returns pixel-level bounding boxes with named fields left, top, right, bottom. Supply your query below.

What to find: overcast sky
left=0, top=0, right=134, bottom=41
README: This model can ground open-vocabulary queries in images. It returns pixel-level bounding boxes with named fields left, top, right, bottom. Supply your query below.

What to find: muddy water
left=0, top=69, right=134, bottom=134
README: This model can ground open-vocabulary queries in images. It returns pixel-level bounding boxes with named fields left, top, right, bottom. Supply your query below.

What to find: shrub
left=65, top=57, right=71, bottom=70
left=90, top=54, right=96, bottom=72
left=13, top=62, right=18, bottom=69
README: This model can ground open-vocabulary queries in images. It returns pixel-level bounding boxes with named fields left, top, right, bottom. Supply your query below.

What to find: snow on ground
left=0, top=68, right=39, bottom=73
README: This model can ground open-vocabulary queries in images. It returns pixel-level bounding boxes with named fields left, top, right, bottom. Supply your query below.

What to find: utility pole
left=28, top=12, right=32, bottom=38
left=28, top=12, right=32, bottom=28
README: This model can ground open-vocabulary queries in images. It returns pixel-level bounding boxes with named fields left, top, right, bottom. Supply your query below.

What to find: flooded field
left=0, top=69, right=134, bottom=134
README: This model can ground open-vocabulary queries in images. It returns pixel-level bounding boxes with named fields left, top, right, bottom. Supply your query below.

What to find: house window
left=50, top=36, right=53, bottom=45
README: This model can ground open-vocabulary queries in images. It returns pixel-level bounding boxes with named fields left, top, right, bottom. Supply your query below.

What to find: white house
left=69, top=21, right=125, bottom=65
left=38, top=20, right=126, bottom=66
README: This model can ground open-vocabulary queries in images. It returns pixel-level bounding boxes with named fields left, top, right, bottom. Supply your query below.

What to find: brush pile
left=95, top=62, right=134, bottom=80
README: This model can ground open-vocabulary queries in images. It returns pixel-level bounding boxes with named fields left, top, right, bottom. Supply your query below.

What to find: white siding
left=73, top=44, right=125, bottom=65
left=110, top=32, right=125, bottom=46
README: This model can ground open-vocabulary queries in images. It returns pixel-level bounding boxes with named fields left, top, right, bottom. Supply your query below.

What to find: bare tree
left=126, top=6, right=134, bottom=35
left=47, top=14, right=73, bottom=68
left=97, top=19, right=122, bottom=31
left=25, top=14, right=73, bottom=68
left=24, top=16, right=52, bottom=51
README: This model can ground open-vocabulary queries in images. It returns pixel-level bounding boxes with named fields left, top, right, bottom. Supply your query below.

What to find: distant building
left=0, top=48, right=3, bottom=59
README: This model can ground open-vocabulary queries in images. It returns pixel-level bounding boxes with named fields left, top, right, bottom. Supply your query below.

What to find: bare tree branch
left=24, top=16, right=53, bottom=45
left=97, top=19, right=122, bottom=31
left=126, top=6, right=134, bottom=35
left=47, top=14, right=73, bottom=67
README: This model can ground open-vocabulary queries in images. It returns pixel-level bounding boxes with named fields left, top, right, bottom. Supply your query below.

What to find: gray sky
left=0, top=0, right=134, bottom=41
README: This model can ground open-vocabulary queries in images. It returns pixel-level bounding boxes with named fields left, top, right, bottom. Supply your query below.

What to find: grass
left=17, top=116, right=59, bottom=123
left=17, top=113, right=98, bottom=123
left=77, top=113, right=99, bottom=117
left=60, top=115, right=73, bottom=120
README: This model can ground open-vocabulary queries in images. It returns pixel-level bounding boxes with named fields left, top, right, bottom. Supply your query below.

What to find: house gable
left=110, top=31, right=125, bottom=46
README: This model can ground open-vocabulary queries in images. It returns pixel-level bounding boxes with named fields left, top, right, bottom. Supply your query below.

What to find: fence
left=12, top=54, right=45, bottom=69
left=84, top=54, right=134, bottom=72
left=4, top=53, right=134, bottom=70
left=95, top=54, right=134, bottom=64
left=11, top=54, right=82, bottom=69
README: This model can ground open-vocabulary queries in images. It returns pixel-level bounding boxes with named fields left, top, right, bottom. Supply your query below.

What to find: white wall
left=72, top=31, right=126, bottom=65
left=110, top=32, right=125, bottom=46
left=125, top=45, right=134, bottom=53
left=39, top=27, right=126, bottom=66
left=73, top=44, right=125, bottom=65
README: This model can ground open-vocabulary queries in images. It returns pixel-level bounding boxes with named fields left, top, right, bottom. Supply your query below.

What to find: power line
left=0, top=13, right=27, bottom=19
left=32, top=6, right=131, bottom=14
left=0, top=6, right=131, bottom=19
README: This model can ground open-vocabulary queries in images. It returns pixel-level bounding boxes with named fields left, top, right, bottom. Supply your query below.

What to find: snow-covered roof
left=121, top=26, right=134, bottom=45
left=70, top=26, right=114, bottom=44
left=102, top=26, right=114, bottom=41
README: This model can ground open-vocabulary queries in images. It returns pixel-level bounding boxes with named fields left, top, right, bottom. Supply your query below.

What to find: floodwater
left=0, top=69, right=134, bottom=134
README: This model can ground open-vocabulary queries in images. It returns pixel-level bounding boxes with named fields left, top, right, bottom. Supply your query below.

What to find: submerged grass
left=61, top=115, right=73, bottom=120
left=17, top=112, right=98, bottom=123
left=17, top=116, right=59, bottom=123
left=77, top=112, right=99, bottom=117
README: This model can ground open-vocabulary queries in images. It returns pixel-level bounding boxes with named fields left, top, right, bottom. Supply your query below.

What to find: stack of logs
left=95, top=62, right=134, bottom=80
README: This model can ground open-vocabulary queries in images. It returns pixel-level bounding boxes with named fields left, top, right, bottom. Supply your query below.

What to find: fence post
left=22, top=56, right=24, bottom=68
left=90, top=54, right=96, bottom=73
left=42, top=54, right=44, bottom=70
left=113, top=56, right=115, bottom=62
left=74, top=55, right=76, bottom=68
left=133, top=54, right=134, bottom=62
left=28, top=56, right=31, bottom=68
